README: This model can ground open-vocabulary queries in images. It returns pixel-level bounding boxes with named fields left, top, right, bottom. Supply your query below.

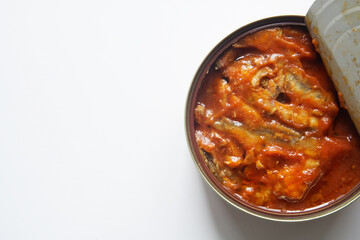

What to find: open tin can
left=185, top=15, right=360, bottom=222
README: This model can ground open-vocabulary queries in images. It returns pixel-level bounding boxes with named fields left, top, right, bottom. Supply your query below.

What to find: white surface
left=0, top=0, right=360, bottom=239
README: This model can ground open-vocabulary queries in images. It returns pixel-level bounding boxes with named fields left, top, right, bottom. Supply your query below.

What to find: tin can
left=185, top=15, right=360, bottom=222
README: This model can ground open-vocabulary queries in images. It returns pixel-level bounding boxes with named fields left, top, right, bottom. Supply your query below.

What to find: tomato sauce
left=194, top=27, right=360, bottom=211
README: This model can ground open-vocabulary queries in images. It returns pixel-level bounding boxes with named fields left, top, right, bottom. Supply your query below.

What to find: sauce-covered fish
left=194, top=27, right=360, bottom=211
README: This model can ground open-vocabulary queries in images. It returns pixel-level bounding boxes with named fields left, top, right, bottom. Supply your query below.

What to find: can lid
left=306, top=0, right=360, bottom=133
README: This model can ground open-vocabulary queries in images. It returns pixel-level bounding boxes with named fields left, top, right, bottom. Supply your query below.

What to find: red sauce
left=194, top=27, right=360, bottom=211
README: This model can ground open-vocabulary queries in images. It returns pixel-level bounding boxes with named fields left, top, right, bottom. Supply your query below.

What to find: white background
left=1, top=0, right=360, bottom=239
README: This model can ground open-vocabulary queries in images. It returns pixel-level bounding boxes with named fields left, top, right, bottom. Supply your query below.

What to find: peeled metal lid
left=306, top=0, right=360, bottom=133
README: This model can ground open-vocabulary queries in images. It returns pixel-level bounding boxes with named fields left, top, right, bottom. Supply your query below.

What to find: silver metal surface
left=186, top=15, right=360, bottom=222
left=306, top=0, right=360, bottom=133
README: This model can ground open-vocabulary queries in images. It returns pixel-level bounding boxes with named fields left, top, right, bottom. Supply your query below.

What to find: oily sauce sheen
left=194, top=27, right=360, bottom=211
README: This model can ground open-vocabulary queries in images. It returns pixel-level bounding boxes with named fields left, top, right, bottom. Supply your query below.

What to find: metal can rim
left=185, top=15, right=360, bottom=222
